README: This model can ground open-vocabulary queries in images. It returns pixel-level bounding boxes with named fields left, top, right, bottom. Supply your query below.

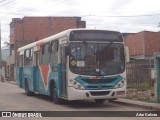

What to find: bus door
left=60, top=44, right=67, bottom=97
left=33, top=51, right=39, bottom=92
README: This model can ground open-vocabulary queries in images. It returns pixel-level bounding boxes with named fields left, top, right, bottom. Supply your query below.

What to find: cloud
left=108, top=0, right=133, bottom=12
left=1, top=0, right=160, bottom=46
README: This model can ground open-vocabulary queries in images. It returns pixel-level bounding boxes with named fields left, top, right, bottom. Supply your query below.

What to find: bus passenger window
left=29, top=48, right=33, bottom=65
left=24, top=48, right=33, bottom=66
left=18, top=55, right=24, bottom=67
left=41, top=43, right=50, bottom=64
left=24, top=49, right=29, bottom=66
left=50, top=41, right=58, bottom=64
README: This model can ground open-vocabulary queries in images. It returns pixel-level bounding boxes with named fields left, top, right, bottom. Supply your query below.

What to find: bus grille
left=86, top=86, right=112, bottom=89
left=90, top=91, right=110, bottom=96
left=82, top=78, right=117, bottom=84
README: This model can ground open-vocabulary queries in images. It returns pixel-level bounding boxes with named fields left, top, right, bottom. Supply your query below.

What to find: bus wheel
left=95, top=99, right=105, bottom=104
left=50, top=83, right=60, bottom=104
left=24, top=80, right=33, bottom=96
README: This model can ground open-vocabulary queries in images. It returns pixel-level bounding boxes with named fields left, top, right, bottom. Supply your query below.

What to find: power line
left=0, top=0, right=14, bottom=7
left=1, top=10, right=160, bottom=19
left=87, top=23, right=158, bottom=26
left=0, top=0, right=7, bottom=4
left=28, top=0, right=68, bottom=15
left=82, top=13, right=160, bottom=18
left=0, top=0, right=54, bottom=15
left=0, top=0, right=68, bottom=16
left=0, top=1, right=159, bottom=34
left=0, top=0, right=159, bottom=18
left=0, top=11, right=26, bottom=15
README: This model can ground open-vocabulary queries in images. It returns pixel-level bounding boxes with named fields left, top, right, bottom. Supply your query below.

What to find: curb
left=112, top=98, right=160, bottom=111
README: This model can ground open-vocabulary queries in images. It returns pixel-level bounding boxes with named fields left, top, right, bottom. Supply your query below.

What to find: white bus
left=16, top=29, right=129, bottom=104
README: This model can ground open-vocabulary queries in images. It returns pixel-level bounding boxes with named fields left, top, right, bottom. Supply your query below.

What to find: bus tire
left=24, top=80, right=33, bottom=96
left=50, top=82, right=61, bottom=104
left=95, top=99, right=105, bottom=104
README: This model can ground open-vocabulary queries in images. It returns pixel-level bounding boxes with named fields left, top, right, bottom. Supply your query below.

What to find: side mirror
left=125, top=46, right=130, bottom=62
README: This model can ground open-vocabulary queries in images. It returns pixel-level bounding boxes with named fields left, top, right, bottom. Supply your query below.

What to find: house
left=7, top=16, right=86, bottom=80
left=124, top=31, right=160, bottom=60
left=124, top=31, right=160, bottom=84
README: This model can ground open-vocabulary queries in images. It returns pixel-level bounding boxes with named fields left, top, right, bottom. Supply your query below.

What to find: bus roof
left=18, top=28, right=121, bottom=52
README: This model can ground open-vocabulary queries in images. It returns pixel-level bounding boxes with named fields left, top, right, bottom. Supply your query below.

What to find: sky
left=0, top=0, right=160, bottom=46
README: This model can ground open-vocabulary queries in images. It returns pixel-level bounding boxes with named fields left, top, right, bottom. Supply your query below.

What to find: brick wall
left=144, top=31, right=160, bottom=56
left=124, top=31, right=160, bottom=58
left=50, top=17, right=77, bottom=34
left=124, top=32, right=144, bottom=56
left=10, top=18, right=22, bottom=44
left=22, top=17, right=51, bottom=43
left=9, top=16, right=86, bottom=66
left=10, top=16, right=86, bottom=47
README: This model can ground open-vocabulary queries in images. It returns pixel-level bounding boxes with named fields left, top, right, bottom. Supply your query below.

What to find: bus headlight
left=69, top=79, right=85, bottom=90
left=114, top=79, right=125, bottom=88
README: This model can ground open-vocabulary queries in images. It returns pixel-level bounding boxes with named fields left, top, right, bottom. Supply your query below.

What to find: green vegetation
left=126, top=81, right=155, bottom=103
left=127, top=80, right=154, bottom=91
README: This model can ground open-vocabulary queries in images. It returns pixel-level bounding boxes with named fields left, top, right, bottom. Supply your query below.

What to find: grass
left=126, top=81, right=155, bottom=102
left=127, top=81, right=153, bottom=91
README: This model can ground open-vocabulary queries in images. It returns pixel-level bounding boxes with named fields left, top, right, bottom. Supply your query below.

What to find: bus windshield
left=69, top=42, right=125, bottom=76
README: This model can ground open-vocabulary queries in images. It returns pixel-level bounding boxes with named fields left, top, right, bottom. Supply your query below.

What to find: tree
left=3, top=41, right=12, bottom=56
left=3, top=41, right=10, bottom=48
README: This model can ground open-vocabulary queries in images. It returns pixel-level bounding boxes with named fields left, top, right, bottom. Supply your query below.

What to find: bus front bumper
left=67, top=87, right=126, bottom=101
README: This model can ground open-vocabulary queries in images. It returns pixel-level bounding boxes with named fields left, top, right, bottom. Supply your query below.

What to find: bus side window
left=40, top=44, right=45, bottom=64
left=19, top=55, right=24, bottom=67
left=29, top=48, right=33, bottom=65
left=50, top=40, right=58, bottom=64
left=24, top=48, right=33, bottom=66
left=17, top=53, right=20, bottom=66
left=41, top=43, right=50, bottom=64
left=24, top=49, right=29, bottom=66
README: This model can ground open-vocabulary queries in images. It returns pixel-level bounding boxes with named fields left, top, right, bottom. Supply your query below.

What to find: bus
left=16, top=29, right=129, bottom=104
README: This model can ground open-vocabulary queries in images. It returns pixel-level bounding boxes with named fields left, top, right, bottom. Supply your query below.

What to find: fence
left=126, top=59, right=154, bottom=88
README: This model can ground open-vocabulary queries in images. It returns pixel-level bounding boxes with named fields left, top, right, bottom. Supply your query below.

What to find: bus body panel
left=38, top=64, right=50, bottom=95
left=67, top=72, right=126, bottom=100
left=33, top=66, right=39, bottom=92
left=17, top=64, right=63, bottom=97
left=23, top=66, right=34, bottom=91
left=17, top=65, right=126, bottom=101
left=67, top=86, right=126, bottom=100
left=16, top=67, right=23, bottom=88
left=48, top=64, right=62, bottom=97
left=74, top=75, right=123, bottom=90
